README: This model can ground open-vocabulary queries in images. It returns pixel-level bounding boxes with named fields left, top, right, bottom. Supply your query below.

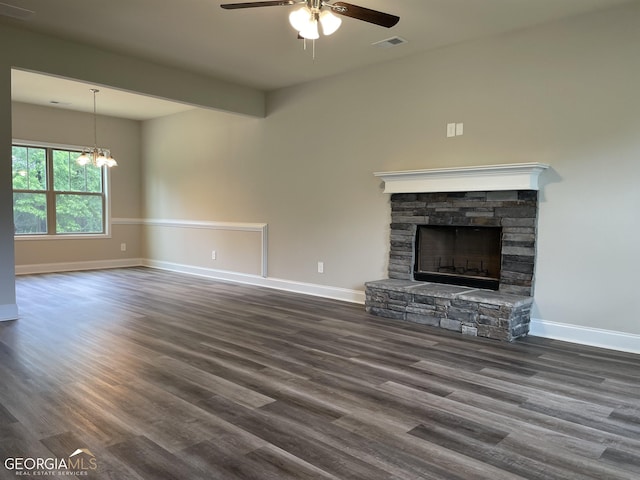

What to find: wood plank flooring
left=1, top=267, right=638, bottom=479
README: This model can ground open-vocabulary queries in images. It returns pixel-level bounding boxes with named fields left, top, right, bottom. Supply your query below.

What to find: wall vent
left=372, top=36, right=408, bottom=48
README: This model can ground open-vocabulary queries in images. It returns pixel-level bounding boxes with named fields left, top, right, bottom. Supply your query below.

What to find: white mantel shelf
left=374, top=163, right=550, bottom=194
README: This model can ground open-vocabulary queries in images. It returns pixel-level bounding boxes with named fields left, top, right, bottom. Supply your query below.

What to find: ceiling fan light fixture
left=221, top=1, right=400, bottom=53
left=319, top=10, right=341, bottom=36
left=289, top=6, right=312, bottom=32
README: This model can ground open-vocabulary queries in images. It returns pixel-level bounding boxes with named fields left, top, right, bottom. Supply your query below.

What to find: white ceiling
left=3, top=0, right=637, bottom=119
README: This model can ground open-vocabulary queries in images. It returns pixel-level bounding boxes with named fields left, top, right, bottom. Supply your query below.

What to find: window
left=12, top=144, right=107, bottom=236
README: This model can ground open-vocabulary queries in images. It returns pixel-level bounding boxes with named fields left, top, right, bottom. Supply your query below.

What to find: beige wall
left=143, top=225, right=263, bottom=276
left=142, top=3, right=640, bottom=337
left=12, top=102, right=143, bottom=267
left=140, top=109, right=267, bottom=276
left=141, top=107, right=388, bottom=288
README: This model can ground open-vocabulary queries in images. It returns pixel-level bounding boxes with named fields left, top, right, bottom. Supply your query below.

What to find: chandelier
left=77, top=89, right=117, bottom=168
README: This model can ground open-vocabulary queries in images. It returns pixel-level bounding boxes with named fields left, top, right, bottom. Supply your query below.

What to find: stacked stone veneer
left=365, top=190, right=539, bottom=341
left=389, top=190, right=538, bottom=296
left=365, top=279, right=533, bottom=341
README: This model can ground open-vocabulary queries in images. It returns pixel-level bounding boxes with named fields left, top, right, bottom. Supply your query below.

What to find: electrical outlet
left=211, top=250, right=217, bottom=260
left=317, top=261, right=324, bottom=274
left=120, top=243, right=126, bottom=252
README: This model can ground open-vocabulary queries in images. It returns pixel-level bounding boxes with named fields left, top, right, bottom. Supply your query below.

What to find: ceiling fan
left=220, top=1, right=399, bottom=40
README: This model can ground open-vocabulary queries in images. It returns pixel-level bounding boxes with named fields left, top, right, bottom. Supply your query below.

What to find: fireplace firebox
left=414, top=225, right=502, bottom=290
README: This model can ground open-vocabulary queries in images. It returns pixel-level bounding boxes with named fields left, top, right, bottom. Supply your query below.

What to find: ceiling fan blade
left=330, top=2, right=399, bottom=28
left=221, top=1, right=296, bottom=9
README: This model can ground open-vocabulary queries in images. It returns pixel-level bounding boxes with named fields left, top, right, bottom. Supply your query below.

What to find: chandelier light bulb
left=319, top=10, right=341, bottom=36
left=96, top=151, right=108, bottom=168
left=77, top=151, right=91, bottom=166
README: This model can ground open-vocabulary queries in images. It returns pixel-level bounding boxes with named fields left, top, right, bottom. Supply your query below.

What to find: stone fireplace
left=365, top=163, right=548, bottom=341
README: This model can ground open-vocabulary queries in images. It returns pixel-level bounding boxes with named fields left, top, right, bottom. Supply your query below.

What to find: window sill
left=15, top=233, right=112, bottom=241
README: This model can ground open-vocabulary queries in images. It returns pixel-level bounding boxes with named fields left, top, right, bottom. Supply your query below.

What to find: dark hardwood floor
left=1, top=267, right=639, bottom=479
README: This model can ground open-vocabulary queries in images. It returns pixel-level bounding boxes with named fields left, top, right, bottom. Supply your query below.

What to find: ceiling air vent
left=372, top=36, right=408, bottom=48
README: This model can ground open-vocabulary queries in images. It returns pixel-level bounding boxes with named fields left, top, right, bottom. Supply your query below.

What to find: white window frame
left=12, top=139, right=112, bottom=241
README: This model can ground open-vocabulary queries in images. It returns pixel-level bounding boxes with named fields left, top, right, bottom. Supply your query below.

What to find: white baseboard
left=530, top=318, right=640, bottom=355
left=0, top=303, right=19, bottom=321
left=143, top=259, right=366, bottom=304
left=14, top=257, right=366, bottom=304
left=15, top=258, right=144, bottom=275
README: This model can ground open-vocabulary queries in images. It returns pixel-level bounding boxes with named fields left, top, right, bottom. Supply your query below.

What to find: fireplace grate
left=414, top=225, right=502, bottom=290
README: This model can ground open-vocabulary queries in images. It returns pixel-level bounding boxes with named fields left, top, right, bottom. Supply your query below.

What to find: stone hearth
left=366, top=279, right=533, bottom=342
